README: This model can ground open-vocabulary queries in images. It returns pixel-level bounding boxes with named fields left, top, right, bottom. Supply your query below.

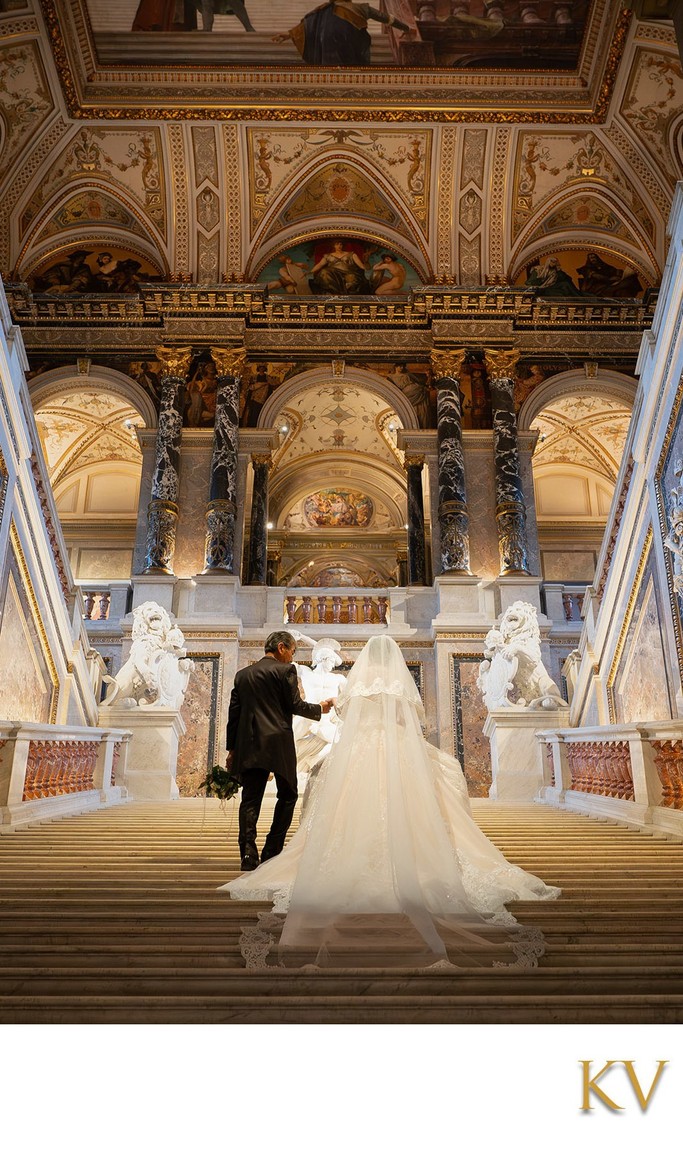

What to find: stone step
left=1, top=966, right=681, bottom=997
left=1, top=994, right=681, bottom=1025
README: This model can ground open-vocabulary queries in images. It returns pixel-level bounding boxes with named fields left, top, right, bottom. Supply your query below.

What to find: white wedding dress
left=219, top=635, right=560, bottom=969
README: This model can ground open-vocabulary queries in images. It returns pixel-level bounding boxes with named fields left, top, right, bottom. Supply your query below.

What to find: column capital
left=211, top=346, right=247, bottom=378
left=155, top=345, right=193, bottom=379
left=483, top=347, right=520, bottom=382
left=430, top=348, right=468, bottom=382
left=251, top=451, right=273, bottom=469
left=404, top=453, right=425, bottom=469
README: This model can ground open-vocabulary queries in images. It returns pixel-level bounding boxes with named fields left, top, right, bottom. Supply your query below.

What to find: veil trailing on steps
left=220, top=634, right=560, bottom=970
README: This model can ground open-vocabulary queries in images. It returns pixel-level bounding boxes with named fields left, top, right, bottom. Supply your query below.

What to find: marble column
left=404, top=453, right=427, bottom=585
left=246, top=452, right=271, bottom=585
left=431, top=349, right=471, bottom=574
left=143, top=345, right=192, bottom=574
left=203, top=346, right=246, bottom=573
left=483, top=347, right=531, bottom=576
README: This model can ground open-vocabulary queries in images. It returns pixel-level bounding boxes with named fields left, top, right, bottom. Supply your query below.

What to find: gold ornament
left=430, top=349, right=467, bottom=381
left=155, top=345, right=193, bottom=379
left=211, top=346, right=247, bottom=378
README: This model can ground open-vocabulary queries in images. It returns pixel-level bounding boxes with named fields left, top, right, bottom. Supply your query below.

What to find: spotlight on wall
left=280, top=423, right=289, bottom=433
left=404, top=523, right=409, bottom=530
left=308, top=561, right=314, bottom=567
left=267, top=521, right=273, bottom=530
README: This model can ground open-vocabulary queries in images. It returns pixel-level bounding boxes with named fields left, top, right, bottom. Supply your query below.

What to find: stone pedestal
left=98, top=705, right=186, bottom=801
left=484, top=707, right=569, bottom=803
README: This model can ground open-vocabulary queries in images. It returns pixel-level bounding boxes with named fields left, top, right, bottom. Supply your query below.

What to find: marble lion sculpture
left=476, top=600, right=565, bottom=712
left=101, top=601, right=194, bottom=709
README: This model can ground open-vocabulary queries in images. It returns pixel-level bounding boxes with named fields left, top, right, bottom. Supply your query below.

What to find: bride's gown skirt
left=219, top=690, right=560, bottom=969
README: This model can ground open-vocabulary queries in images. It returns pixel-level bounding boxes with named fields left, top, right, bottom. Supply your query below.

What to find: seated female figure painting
left=260, top=239, right=420, bottom=298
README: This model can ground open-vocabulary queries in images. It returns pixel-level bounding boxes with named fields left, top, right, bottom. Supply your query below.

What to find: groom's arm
left=284, top=664, right=325, bottom=720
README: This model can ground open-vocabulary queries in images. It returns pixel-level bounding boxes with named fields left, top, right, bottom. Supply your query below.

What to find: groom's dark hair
left=264, top=630, right=295, bottom=654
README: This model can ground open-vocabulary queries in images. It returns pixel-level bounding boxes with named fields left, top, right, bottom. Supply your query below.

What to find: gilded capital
left=251, top=452, right=272, bottom=468
left=430, top=349, right=468, bottom=382
left=155, top=345, right=193, bottom=379
left=211, top=346, right=247, bottom=378
left=404, top=453, right=425, bottom=469
left=483, top=347, right=521, bottom=381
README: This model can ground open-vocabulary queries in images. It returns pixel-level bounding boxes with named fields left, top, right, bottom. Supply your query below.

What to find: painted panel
left=176, top=654, right=221, bottom=797
left=452, top=654, right=491, bottom=798
left=0, top=557, right=52, bottom=723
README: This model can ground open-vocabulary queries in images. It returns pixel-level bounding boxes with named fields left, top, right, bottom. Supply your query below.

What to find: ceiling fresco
left=85, top=0, right=590, bottom=70
left=0, top=3, right=679, bottom=300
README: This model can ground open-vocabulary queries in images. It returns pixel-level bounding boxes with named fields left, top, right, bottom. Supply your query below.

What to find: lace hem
left=456, top=849, right=560, bottom=918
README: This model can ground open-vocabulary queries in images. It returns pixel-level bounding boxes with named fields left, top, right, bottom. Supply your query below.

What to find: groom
left=225, top=630, right=334, bottom=870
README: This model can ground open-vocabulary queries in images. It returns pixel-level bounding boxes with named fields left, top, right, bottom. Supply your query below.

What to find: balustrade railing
left=538, top=721, right=683, bottom=834
left=0, top=722, right=131, bottom=830
left=77, top=580, right=131, bottom=625
left=542, top=582, right=588, bottom=626
left=284, top=591, right=390, bottom=626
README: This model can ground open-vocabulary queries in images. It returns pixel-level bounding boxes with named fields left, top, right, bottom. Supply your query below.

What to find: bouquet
left=198, top=764, right=241, bottom=802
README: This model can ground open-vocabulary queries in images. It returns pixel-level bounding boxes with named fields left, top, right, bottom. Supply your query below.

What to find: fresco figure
left=266, top=254, right=311, bottom=295
left=524, top=256, right=584, bottom=298
left=272, top=1, right=410, bottom=67
left=310, top=240, right=370, bottom=293
left=185, top=359, right=218, bottom=427
left=196, top=1, right=255, bottom=32
left=370, top=252, right=407, bottom=295
left=132, top=0, right=197, bottom=30
left=387, top=363, right=431, bottom=428
left=577, top=252, right=643, bottom=298
left=37, top=250, right=94, bottom=294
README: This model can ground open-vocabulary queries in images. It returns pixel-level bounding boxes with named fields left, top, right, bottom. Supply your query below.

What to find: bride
left=218, top=634, right=560, bottom=969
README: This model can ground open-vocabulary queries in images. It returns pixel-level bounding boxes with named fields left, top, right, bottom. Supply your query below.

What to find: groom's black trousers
left=238, top=768, right=298, bottom=861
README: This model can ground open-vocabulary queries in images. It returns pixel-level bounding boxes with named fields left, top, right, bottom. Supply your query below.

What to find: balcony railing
left=284, top=592, right=390, bottom=626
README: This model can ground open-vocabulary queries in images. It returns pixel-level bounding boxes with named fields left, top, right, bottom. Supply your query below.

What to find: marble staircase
left=1, top=800, right=682, bottom=1023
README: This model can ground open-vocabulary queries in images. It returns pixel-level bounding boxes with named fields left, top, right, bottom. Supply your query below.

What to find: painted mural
left=86, top=0, right=591, bottom=70
left=515, top=250, right=647, bottom=299
left=261, top=239, right=420, bottom=297
left=27, top=247, right=163, bottom=294
left=304, top=489, right=374, bottom=528
left=376, top=362, right=435, bottom=428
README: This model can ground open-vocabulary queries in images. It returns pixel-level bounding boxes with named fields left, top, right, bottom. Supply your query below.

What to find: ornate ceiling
left=0, top=1, right=681, bottom=300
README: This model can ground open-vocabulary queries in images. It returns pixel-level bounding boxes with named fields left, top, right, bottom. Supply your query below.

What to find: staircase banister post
left=633, top=727, right=664, bottom=811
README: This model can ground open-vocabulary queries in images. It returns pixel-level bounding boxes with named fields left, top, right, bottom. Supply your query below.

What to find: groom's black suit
left=226, top=655, right=322, bottom=866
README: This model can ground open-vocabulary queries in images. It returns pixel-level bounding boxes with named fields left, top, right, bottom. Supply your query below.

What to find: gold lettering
left=622, top=1061, right=668, bottom=1111
left=580, top=1061, right=623, bottom=1111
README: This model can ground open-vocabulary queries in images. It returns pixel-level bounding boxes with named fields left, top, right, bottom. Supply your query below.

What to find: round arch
left=29, top=364, right=158, bottom=428
left=518, top=368, right=637, bottom=432
left=258, top=364, right=420, bottom=431
left=269, top=451, right=407, bottom=530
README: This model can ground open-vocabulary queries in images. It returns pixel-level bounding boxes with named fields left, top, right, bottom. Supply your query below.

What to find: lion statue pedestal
left=478, top=600, right=569, bottom=802
left=98, top=602, right=193, bottom=801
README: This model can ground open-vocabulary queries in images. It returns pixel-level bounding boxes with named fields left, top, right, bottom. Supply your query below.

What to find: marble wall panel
left=463, top=441, right=499, bottom=580
left=176, top=654, right=220, bottom=797
left=452, top=654, right=491, bottom=797
left=173, top=438, right=213, bottom=578
left=0, top=554, right=52, bottom=722
left=541, top=549, right=596, bottom=581
left=612, top=556, right=673, bottom=723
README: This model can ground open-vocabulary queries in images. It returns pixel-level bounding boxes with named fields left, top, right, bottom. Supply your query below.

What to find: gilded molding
left=9, top=522, right=60, bottom=723
left=606, top=525, right=653, bottom=724
left=483, top=348, right=521, bottom=380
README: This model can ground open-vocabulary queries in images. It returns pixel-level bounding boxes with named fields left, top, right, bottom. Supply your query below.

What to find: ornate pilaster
left=431, top=349, right=471, bottom=574
left=143, top=345, right=192, bottom=574
left=203, top=346, right=246, bottom=573
left=247, top=452, right=271, bottom=585
left=404, top=453, right=427, bottom=585
left=483, top=348, right=531, bottom=576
